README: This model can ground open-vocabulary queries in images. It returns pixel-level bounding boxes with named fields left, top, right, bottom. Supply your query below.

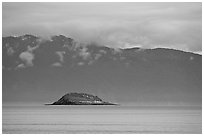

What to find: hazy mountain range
left=2, top=34, right=202, bottom=106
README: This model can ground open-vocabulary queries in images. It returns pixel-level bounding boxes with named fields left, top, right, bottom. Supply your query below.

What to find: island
left=47, top=92, right=117, bottom=105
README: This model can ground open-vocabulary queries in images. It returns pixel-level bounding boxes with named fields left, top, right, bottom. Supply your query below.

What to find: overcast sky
left=3, top=2, right=202, bottom=53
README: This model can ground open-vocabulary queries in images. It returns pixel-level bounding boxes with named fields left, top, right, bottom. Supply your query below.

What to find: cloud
left=17, top=44, right=39, bottom=68
left=16, top=63, right=26, bottom=69
left=56, top=51, right=65, bottom=62
left=2, top=3, right=202, bottom=53
left=78, top=47, right=91, bottom=60
left=7, top=46, right=15, bottom=56
left=77, top=62, right=85, bottom=66
left=52, top=62, right=62, bottom=67
left=112, top=48, right=122, bottom=54
left=19, top=51, right=34, bottom=67
left=27, top=45, right=39, bottom=52
left=99, top=50, right=107, bottom=54
left=88, top=60, right=94, bottom=65
left=94, top=53, right=102, bottom=60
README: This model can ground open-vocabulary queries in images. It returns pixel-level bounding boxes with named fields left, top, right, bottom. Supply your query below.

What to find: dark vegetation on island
left=46, top=92, right=117, bottom=105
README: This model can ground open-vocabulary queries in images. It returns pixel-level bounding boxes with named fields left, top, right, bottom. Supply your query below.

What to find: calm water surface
left=2, top=105, right=202, bottom=134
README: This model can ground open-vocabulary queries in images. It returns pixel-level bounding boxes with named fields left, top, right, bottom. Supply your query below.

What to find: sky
left=2, top=2, right=202, bottom=53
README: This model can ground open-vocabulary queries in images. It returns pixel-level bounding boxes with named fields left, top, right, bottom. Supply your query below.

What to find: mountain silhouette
left=2, top=35, right=202, bottom=105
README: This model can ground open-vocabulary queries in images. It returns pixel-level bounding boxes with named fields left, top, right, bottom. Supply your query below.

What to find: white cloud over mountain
left=56, top=51, right=65, bottom=63
left=3, top=3, right=201, bottom=54
left=78, top=47, right=91, bottom=60
left=19, top=51, right=34, bottom=67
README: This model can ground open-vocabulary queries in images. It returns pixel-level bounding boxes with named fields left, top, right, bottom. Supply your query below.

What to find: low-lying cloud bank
left=3, top=3, right=202, bottom=54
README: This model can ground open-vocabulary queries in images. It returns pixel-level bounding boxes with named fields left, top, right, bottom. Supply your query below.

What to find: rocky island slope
left=48, top=92, right=117, bottom=105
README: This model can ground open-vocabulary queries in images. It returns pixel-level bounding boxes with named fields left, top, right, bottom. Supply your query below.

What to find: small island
left=47, top=92, right=117, bottom=105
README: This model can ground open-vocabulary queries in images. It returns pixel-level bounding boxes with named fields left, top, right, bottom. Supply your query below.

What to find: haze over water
left=2, top=2, right=202, bottom=134
left=2, top=104, right=201, bottom=134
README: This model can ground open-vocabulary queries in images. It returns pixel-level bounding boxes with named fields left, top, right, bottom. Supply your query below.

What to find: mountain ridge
left=2, top=34, right=202, bottom=55
left=2, top=34, right=202, bottom=106
left=3, top=34, right=201, bottom=70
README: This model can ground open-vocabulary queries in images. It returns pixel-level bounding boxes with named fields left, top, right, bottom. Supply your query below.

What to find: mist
left=3, top=2, right=202, bottom=53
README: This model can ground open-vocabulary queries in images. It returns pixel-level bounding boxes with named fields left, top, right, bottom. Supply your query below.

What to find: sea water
left=2, top=105, right=202, bottom=134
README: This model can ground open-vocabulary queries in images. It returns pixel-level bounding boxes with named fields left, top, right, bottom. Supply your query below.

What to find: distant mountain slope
left=2, top=35, right=202, bottom=105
